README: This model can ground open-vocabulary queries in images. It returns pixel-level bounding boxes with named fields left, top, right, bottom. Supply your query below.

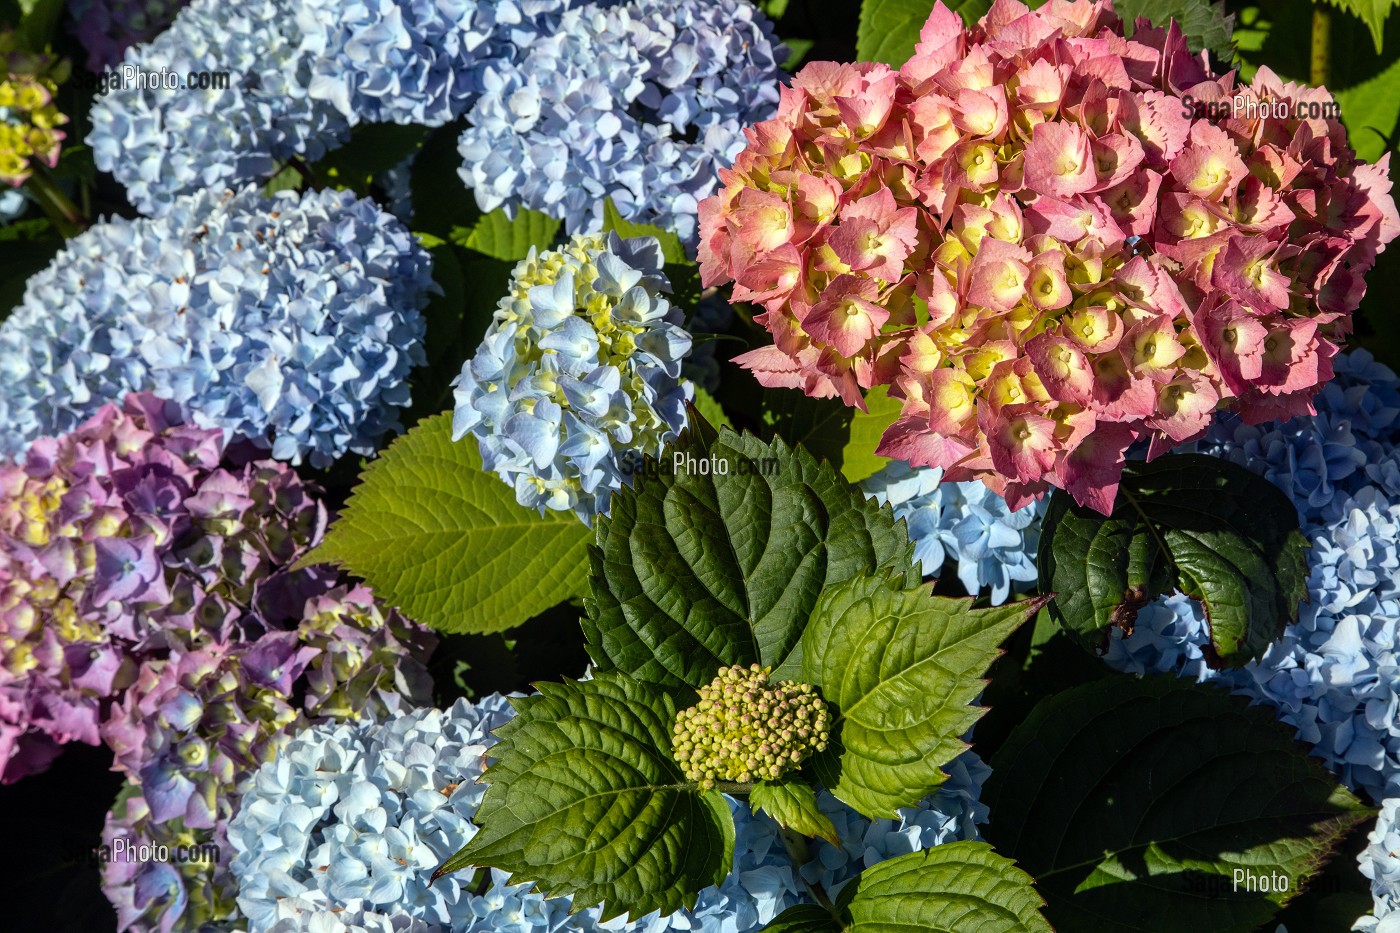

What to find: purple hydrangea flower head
left=86, top=0, right=349, bottom=216
left=66, top=0, right=191, bottom=72
left=0, top=186, right=433, bottom=468
left=451, top=232, right=691, bottom=523
left=457, top=0, right=785, bottom=244
left=102, top=783, right=240, bottom=933
left=861, top=461, right=1042, bottom=605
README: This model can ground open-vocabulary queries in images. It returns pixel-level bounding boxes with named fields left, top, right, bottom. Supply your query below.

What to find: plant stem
left=710, top=780, right=755, bottom=795
left=778, top=826, right=838, bottom=915
left=1310, top=4, right=1331, bottom=88
left=26, top=166, right=86, bottom=236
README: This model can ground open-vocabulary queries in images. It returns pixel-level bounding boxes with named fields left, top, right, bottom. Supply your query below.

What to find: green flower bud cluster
left=672, top=663, right=831, bottom=790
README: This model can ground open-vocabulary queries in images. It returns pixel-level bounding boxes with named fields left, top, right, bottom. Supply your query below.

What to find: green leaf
left=262, top=166, right=303, bottom=196
left=750, top=780, right=838, bottom=844
left=856, top=0, right=991, bottom=66
left=757, top=387, right=854, bottom=470
left=397, top=241, right=502, bottom=427
left=298, top=413, right=591, bottom=634
left=583, top=410, right=919, bottom=691
left=436, top=672, right=734, bottom=920
left=839, top=386, right=901, bottom=484
left=763, top=905, right=841, bottom=932
left=451, top=207, right=561, bottom=262
left=1038, top=453, right=1308, bottom=666
left=781, top=38, right=816, bottom=72
left=690, top=385, right=733, bottom=430
left=14, top=0, right=63, bottom=49
left=803, top=574, right=1047, bottom=817
left=1337, top=53, right=1400, bottom=162
left=1114, top=0, right=1236, bottom=60
left=1320, top=0, right=1397, bottom=52
left=314, top=123, right=428, bottom=194
left=763, top=843, right=1052, bottom=932
left=840, top=843, right=1052, bottom=932
left=601, top=197, right=691, bottom=265
left=983, top=676, right=1375, bottom=933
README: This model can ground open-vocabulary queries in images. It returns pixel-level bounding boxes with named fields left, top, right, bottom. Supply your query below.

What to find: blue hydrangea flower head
left=292, top=0, right=591, bottom=128
left=451, top=231, right=691, bottom=523
left=0, top=185, right=433, bottom=468
left=861, top=461, right=1042, bottom=605
left=228, top=694, right=807, bottom=933
left=1106, top=351, right=1400, bottom=802
left=457, top=0, right=785, bottom=244
left=1356, top=798, right=1400, bottom=932
left=86, top=0, right=349, bottom=216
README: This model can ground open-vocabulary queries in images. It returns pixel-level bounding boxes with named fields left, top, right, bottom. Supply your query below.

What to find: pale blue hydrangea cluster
left=294, top=0, right=589, bottom=128
left=0, top=187, right=26, bottom=224
left=457, top=0, right=785, bottom=244
left=1356, top=798, right=1400, bottom=932
left=802, top=751, right=990, bottom=898
left=228, top=694, right=809, bottom=933
left=87, top=0, right=349, bottom=217
left=451, top=232, right=691, bottom=523
left=861, top=461, right=1043, bottom=605
left=0, top=185, right=432, bottom=468
left=1105, top=352, right=1400, bottom=802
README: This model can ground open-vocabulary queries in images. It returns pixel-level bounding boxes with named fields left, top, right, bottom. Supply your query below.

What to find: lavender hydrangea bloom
left=451, top=232, right=691, bottom=523
left=457, top=0, right=785, bottom=244
left=102, top=785, right=241, bottom=933
left=861, top=461, right=1042, bottom=605
left=86, top=0, right=348, bottom=217
left=66, top=0, right=191, bottom=72
left=1106, top=351, right=1400, bottom=801
left=0, top=186, right=432, bottom=468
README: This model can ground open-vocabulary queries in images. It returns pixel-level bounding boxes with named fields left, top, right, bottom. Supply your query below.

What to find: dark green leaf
left=1114, top=0, right=1235, bottom=61
left=691, top=385, right=733, bottom=430
left=315, top=123, right=428, bottom=194
left=583, top=410, right=918, bottom=691
left=437, top=672, right=734, bottom=920
left=983, top=676, right=1375, bottom=933
left=1038, top=453, right=1308, bottom=666
left=804, top=574, right=1047, bottom=817
left=298, top=414, right=592, bottom=634
left=763, top=905, right=841, bottom=932
left=451, top=207, right=561, bottom=262
left=411, top=119, right=482, bottom=239
left=750, top=780, right=838, bottom=844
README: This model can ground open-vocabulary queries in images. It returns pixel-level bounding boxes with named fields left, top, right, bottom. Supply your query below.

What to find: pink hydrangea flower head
left=699, top=0, right=1399, bottom=512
